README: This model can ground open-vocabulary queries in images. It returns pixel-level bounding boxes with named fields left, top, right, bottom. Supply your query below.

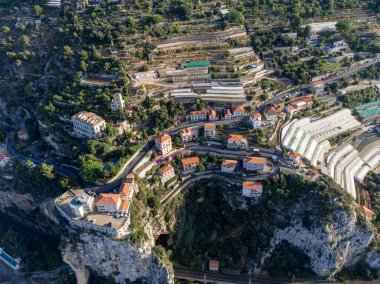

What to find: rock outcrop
left=61, top=232, right=173, bottom=284
left=262, top=208, right=374, bottom=277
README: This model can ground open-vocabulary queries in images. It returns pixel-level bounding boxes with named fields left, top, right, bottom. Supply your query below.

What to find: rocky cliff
left=61, top=232, right=174, bottom=284
left=262, top=207, right=374, bottom=277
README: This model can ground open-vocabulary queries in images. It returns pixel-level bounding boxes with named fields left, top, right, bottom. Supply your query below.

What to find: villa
left=242, top=181, right=263, bottom=198
left=227, top=134, right=248, bottom=149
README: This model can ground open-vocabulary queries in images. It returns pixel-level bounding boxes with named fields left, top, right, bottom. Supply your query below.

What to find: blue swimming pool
left=0, top=250, right=18, bottom=269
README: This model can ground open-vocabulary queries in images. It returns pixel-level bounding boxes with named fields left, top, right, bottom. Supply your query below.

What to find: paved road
left=174, top=268, right=289, bottom=284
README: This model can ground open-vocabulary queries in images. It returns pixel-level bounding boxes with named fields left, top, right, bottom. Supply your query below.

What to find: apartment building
left=71, top=111, right=107, bottom=139
left=233, top=106, right=245, bottom=117
left=249, top=113, right=262, bottom=129
left=110, top=93, right=124, bottom=111
left=69, top=192, right=95, bottom=217
left=223, top=108, right=232, bottom=120
left=209, top=109, right=217, bottom=121
left=158, top=164, right=176, bottom=183
left=227, top=134, right=248, bottom=149
left=243, top=157, right=267, bottom=171
left=204, top=123, right=216, bottom=138
left=264, top=107, right=278, bottom=122
left=190, top=110, right=208, bottom=122
left=242, top=181, right=263, bottom=198
left=221, top=159, right=237, bottom=173
left=181, top=156, right=200, bottom=171
left=95, top=193, right=122, bottom=213
left=180, top=127, right=198, bottom=142
left=155, top=133, right=172, bottom=155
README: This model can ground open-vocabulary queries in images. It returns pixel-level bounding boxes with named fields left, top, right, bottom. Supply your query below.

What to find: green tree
left=198, top=163, right=205, bottom=172
left=40, top=163, right=55, bottom=180
left=336, top=20, right=350, bottom=32
left=79, top=155, right=103, bottom=182
left=63, top=45, right=74, bottom=60
left=2, top=26, right=10, bottom=33
left=34, top=5, right=43, bottom=17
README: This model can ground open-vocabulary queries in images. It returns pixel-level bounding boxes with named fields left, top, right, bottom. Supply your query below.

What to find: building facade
left=242, top=181, right=263, bottom=198
left=181, top=156, right=200, bottom=171
left=221, top=159, right=237, bottom=173
left=158, top=164, right=176, bottom=183
left=110, top=93, right=124, bottom=111
left=243, top=157, right=267, bottom=171
left=227, top=134, right=248, bottom=149
left=204, top=123, right=216, bottom=138
left=71, top=111, right=107, bottom=139
left=155, top=133, right=172, bottom=155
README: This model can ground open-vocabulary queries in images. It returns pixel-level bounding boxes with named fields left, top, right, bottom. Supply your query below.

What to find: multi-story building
left=95, top=193, right=122, bottom=213
left=69, top=192, right=95, bottom=217
left=264, top=107, right=278, bottom=122
left=243, top=157, right=267, bottom=171
left=249, top=113, right=262, bottom=129
left=110, top=93, right=124, bottom=111
left=324, top=40, right=349, bottom=54
left=71, top=111, right=107, bottom=139
left=181, top=156, right=200, bottom=171
left=204, top=123, right=216, bottom=138
left=233, top=106, right=245, bottom=117
left=190, top=110, right=208, bottom=122
left=227, top=134, right=248, bottom=149
left=221, top=159, right=237, bottom=173
left=242, top=181, right=263, bottom=198
left=209, top=109, right=217, bottom=121
left=278, top=111, right=287, bottom=121
left=155, top=133, right=172, bottom=155
left=180, top=127, right=198, bottom=142
left=158, top=164, right=176, bottom=183
left=223, top=108, right=232, bottom=120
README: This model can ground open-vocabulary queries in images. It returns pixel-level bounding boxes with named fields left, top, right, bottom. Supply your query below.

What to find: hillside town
left=0, top=0, right=380, bottom=283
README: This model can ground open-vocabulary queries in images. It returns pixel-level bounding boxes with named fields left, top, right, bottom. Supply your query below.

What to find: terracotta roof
left=289, top=151, right=300, bottom=158
left=264, top=107, right=277, bottom=115
left=204, top=123, right=216, bottom=130
left=209, top=109, right=217, bottom=116
left=120, top=200, right=130, bottom=211
left=251, top=113, right=262, bottom=119
left=234, top=106, right=245, bottom=112
left=159, top=164, right=174, bottom=174
left=209, top=260, right=219, bottom=269
left=17, top=129, right=28, bottom=136
left=0, top=152, right=9, bottom=159
left=278, top=111, right=286, bottom=117
left=243, top=181, right=263, bottom=191
left=359, top=205, right=375, bottom=218
left=156, top=133, right=171, bottom=143
left=287, top=104, right=297, bottom=110
left=96, top=193, right=120, bottom=205
left=190, top=110, right=207, bottom=115
left=180, top=128, right=191, bottom=134
left=227, top=134, right=246, bottom=142
left=181, top=156, right=200, bottom=166
left=119, top=182, right=131, bottom=198
left=244, top=156, right=267, bottom=164
left=222, top=159, right=238, bottom=167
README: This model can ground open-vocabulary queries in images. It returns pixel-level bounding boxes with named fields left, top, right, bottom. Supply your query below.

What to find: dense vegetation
left=171, top=174, right=352, bottom=275
left=340, top=87, right=378, bottom=108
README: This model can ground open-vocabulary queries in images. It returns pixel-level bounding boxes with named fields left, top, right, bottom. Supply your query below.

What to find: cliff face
left=262, top=208, right=374, bottom=277
left=61, top=232, right=174, bottom=284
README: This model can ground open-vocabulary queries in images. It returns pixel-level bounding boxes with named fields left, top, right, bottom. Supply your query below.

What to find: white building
left=69, top=192, right=95, bottom=217
left=180, top=127, right=198, bottom=142
left=221, top=159, right=237, bottom=173
left=181, top=156, right=200, bottom=171
left=242, top=181, right=263, bottom=198
left=243, top=157, right=267, bottom=171
left=71, top=111, right=107, bottom=139
left=155, top=133, right=172, bottom=155
left=190, top=110, right=207, bottom=122
left=204, top=123, right=216, bottom=138
left=233, top=106, right=245, bottom=117
left=95, top=193, right=122, bottom=213
left=264, top=108, right=278, bottom=122
left=227, top=134, right=248, bottom=149
left=110, top=93, right=124, bottom=111
left=249, top=113, right=262, bottom=129
left=158, top=164, right=176, bottom=183
left=324, top=40, right=349, bottom=54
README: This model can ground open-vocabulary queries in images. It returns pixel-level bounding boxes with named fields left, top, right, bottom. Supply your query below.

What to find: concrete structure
left=71, top=111, right=106, bottom=139
left=221, top=159, right=237, bottom=173
left=181, top=156, right=200, bottom=171
left=281, top=109, right=361, bottom=167
left=158, top=164, right=175, bottom=183
left=249, top=113, right=262, bottom=129
left=227, top=134, right=248, bottom=149
left=190, top=110, right=208, bottom=122
left=155, top=133, right=172, bottom=155
left=281, top=32, right=297, bottom=39
left=0, top=248, right=21, bottom=271
left=243, top=157, right=267, bottom=172
left=110, top=93, right=124, bottom=111
left=242, top=181, right=263, bottom=198
left=69, top=192, right=95, bottom=217
left=204, top=123, right=216, bottom=138
left=180, top=127, right=198, bottom=142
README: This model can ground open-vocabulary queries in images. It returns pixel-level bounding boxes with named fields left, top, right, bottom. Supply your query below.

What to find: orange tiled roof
left=190, top=110, right=207, bottom=115
left=251, top=113, right=262, bottom=119
left=209, top=109, right=217, bottom=116
left=360, top=205, right=375, bottom=218
left=96, top=193, right=120, bottom=205
left=227, top=134, right=245, bottom=142
left=119, top=182, right=131, bottom=198
left=120, top=200, right=130, bottom=211
left=234, top=106, right=245, bottom=112
left=289, top=151, right=300, bottom=158
left=278, top=111, right=286, bottom=117
left=243, top=181, right=263, bottom=191
left=204, top=123, right=216, bottom=130
left=244, top=156, right=267, bottom=164
left=180, top=128, right=191, bottom=134
left=17, top=129, right=28, bottom=136
left=181, top=156, right=200, bottom=165
left=156, top=133, right=171, bottom=143
left=222, top=159, right=238, bottom=167
left=159, top=163, right=174, bottom=174
left=209, top=259, right=219, bottom=269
